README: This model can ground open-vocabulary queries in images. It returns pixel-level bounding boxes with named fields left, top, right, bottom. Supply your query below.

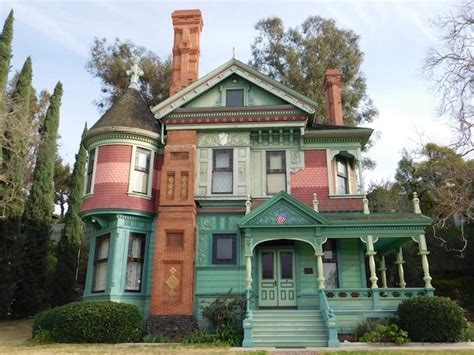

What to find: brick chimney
left=169, top=9, right=204, bottom=96
left=324, top=69, right=344, bottom=126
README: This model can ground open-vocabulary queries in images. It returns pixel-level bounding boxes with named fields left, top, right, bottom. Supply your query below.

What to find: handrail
left=323, top=287, right=432, bottom=299
left=319, top=289, right=339, bottom=347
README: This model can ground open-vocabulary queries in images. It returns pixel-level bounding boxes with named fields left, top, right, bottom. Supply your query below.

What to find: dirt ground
left=0, top=318, right=34, bottom=345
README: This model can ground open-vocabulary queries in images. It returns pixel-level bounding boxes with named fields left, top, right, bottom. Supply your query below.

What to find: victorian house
left=80, top=9, right=434, bottom=347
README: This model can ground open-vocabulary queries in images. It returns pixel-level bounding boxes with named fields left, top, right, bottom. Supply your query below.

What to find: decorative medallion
left=276, top=211, right=288, bottom=225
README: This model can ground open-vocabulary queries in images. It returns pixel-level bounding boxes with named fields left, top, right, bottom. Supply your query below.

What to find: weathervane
left=233, top=47, right=236, bottom=59
left=127, top=57, right=144, bottom=90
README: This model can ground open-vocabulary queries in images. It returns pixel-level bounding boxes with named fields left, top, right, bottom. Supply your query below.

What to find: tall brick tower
left=147, top=9, right=203, bottom=338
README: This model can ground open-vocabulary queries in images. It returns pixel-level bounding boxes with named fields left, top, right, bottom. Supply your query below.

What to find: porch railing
left=324, top=287, right=434, bottom=311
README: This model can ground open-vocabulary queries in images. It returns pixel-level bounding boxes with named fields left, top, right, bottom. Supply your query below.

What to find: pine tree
left=0, top=10, right=14, bottom=165
left=52, top=125, right=87, bottom=306
left=11, top=82, right=63, bottom=317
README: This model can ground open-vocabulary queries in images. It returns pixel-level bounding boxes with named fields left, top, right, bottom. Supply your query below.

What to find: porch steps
left=251, top=310, right=328, bottom=347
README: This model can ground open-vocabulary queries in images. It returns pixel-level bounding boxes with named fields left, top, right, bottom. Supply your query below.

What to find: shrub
left=32, top=329, right=58, bottom=344
left=143, top=334, right=166, bottom=343
left=360, top=323, right=409, bottom=345
left=397, top=296, right=468, bottom=342
left=201, top=290, right=246, bottom=331
left=181, top=328, right=241, bottom=346
left=182, top=330, right=217, bottom=344
left=32, top=301, right=143, bottom=343
left=355, top=318, right=392, bottom=339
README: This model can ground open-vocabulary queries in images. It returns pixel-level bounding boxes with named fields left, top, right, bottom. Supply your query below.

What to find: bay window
left=125, top=233, right=146, bottom=292
left=336, top=155, right=350, bottom=195
left=132, top=147, right=151, bottom=194
left=92, top=234, right=110, bottom=292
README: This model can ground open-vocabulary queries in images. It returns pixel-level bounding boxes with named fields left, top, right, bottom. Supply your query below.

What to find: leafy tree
left=11, top=82, right=63, bottom=317
left=250, top=16, right=377, bottom=126
left=0, top=9, right=14, bottom=165
left=52, top=125, right=87, bottom=306
left=367, top=180, right=410, bottom=213
left=86, top=37, right=171, bottom=111
left=424, top=0, right=473, bottom=154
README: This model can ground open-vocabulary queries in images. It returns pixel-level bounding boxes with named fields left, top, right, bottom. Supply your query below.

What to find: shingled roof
left=89, top=88, right=159, bottom=134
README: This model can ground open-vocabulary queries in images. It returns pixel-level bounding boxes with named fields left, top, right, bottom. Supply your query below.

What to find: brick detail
left=169, top=10, right=203, bottom=96
left=324, top=69, right=344, bottom=126
left=146, top=315, right=198, bottom=341
left=151, top=130, right=197, bottom=316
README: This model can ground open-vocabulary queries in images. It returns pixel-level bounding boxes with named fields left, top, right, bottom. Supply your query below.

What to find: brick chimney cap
left=172, top=9, right=203, bottom=27
left=324, top=68, right=342, bottom=87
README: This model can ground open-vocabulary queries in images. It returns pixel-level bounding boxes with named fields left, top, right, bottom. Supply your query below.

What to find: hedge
left=33, top=301, right=143, bottom=343
left=397, top=296, right=468, bottom=342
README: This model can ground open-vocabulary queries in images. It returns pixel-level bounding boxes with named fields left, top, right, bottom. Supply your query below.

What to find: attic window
left=226, top=89, right=244, bottom=107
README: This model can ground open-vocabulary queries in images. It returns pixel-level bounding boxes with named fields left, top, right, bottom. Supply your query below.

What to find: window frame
left=323, top=239, right=339, bottom=288
left=212, top=234, right=237, bottom=265
left=335, top=155, right=350, bottom=195
left=92, top=233, right=110, bottom=293
left=225, top=89, right=244, bottom=107
left=265, top=150, right=287, bottom=195
left=84, top=147, right=98, bottom=196
left=128, top=145, right=155, bottom=198
left=124, top=232, right=146, bottom=293
left=211, top=149, right=234, bottom=194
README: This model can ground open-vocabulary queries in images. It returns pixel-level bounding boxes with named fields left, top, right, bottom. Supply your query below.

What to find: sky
left=0, top=0, right=457, bottom=187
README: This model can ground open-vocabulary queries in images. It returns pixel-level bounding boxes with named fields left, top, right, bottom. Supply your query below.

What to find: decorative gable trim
left=151, top=59, right=317, bottom=119
left=238, top=191, right=329, bottom=228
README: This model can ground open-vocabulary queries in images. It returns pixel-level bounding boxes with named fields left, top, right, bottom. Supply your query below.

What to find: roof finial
left=245, top=195, right=251, bottom=214
left=127, top=57, right=144, bottom=90
left=313, top=192, right=319, bottom=212
left=363, top=195, right=370, bottom=215
left=232, top=47, right=236, bottom=59
left=413, top=192, right=421, bottom=214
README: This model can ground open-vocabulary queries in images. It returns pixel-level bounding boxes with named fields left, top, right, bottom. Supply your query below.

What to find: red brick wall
left=290, top=150, right=363, bottom=212
left=81, top=145, right=162, bottom=214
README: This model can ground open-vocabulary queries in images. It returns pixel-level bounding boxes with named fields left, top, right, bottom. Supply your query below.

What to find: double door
left=258, top=249, right=296, bottom=307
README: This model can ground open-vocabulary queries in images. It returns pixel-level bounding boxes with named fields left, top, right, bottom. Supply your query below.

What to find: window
left=336, top=156, right=349, bottom=194
left=212, top=234, right=237, bottom=265
left=266, top=151, right=286, bottom=194
left=92, top=234, right=110, bottom=292
left=323, top=240, right=338, bottom=288
left=133, top=147, right=151, bottom=194
left=212, top=149, right=233, bottom=194
left=85, top=148, right=96, bottom=194
left=125, top=233, right=146, bottom=292
left=226, top=89, right=244, bottom=107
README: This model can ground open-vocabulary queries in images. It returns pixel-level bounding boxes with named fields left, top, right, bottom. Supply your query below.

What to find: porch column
left=395, top=247, right=406, bottom=288
left=363, top=235, right=378, bottom=288
left=379, top=255, right=388, bottom=288
left=414, top=234, right=432, bottom=288
left=315, top=239, right=325, bottom=289
left=245, top=253, right=253, bottom=311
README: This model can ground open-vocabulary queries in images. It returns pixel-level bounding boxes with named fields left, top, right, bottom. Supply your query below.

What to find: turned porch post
left=362, top=235, right=378, bottom=288
left=315, top=239, right=326, bottom=289
left=379, top=255, right=388, bottom=288
left=414, top=234, right=432, bottom=288
left=395, top=247, right=406, bottom=288
left=245, top=253, right=253, bottom=312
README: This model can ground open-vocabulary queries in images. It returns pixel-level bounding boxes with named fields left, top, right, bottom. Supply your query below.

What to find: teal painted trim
left=80, top=208, right=155, bottom=219
left=84, top=131, right=161, bottom=150
left=295, top=242, right=302, bottom=308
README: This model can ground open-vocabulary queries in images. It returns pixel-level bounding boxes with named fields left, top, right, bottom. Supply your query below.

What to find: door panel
left=259, top=249, right=296, bottom=307
left=259, top=251, right=277, bottom=307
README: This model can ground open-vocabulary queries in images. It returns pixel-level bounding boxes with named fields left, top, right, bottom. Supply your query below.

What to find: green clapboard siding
left=195, top=268, right=245, bottom=294
left=299, top=242, right=318, bottom=294
left=338, top=239, right=363, bottom=288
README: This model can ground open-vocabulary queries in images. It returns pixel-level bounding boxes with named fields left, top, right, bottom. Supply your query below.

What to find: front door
left=258, top=249, right=296, bottom=307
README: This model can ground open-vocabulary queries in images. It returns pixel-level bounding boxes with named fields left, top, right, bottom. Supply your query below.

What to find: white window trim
left=128, top=145, right=155, bottom=199
left=327, top=148, right=364, bottom=197
left=219, top=83, right=250, bottom=107
left=84, top=147, right=99, bottom=197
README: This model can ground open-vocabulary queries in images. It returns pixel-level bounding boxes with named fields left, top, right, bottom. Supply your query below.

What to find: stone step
left=253, top=330, right=327, bottom=337
left=253, top=340, right=328, bottom=347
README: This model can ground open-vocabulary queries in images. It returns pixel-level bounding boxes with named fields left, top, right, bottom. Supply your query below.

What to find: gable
left=151, top=59, right=317, bottom=119
left=184, top=74, right=289, bottom=109
left=239, top=192, right=328, bottom=228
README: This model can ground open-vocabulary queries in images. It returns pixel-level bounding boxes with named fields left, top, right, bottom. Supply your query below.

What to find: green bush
left=360, top=323, right=409, bottom=345
left=355, top=318, right=393, bottom=339
left=182, top=330, right=217, bottom=344
left=32, top=329, right=58, bottom=344
left=181, top=328, right=241, bottom=346
left=143, top=334, right=166, bottom=343
left=397, top=296, right=468, bottom=342
left=201, top=290, right=246, bottom=332
left=32, top=301, right=143, bottom=343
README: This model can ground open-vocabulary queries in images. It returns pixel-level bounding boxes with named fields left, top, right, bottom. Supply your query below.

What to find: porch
left=238, top=192, right=434, bottom=347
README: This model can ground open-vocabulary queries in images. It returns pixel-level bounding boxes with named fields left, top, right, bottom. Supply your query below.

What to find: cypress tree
left=0, top=10, right=14, bottom=165
left=52, top=125, right=87, bottom=306
left=12, top=82, right=63, bottom=317
left=0, top=57, right=32, bottom=318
